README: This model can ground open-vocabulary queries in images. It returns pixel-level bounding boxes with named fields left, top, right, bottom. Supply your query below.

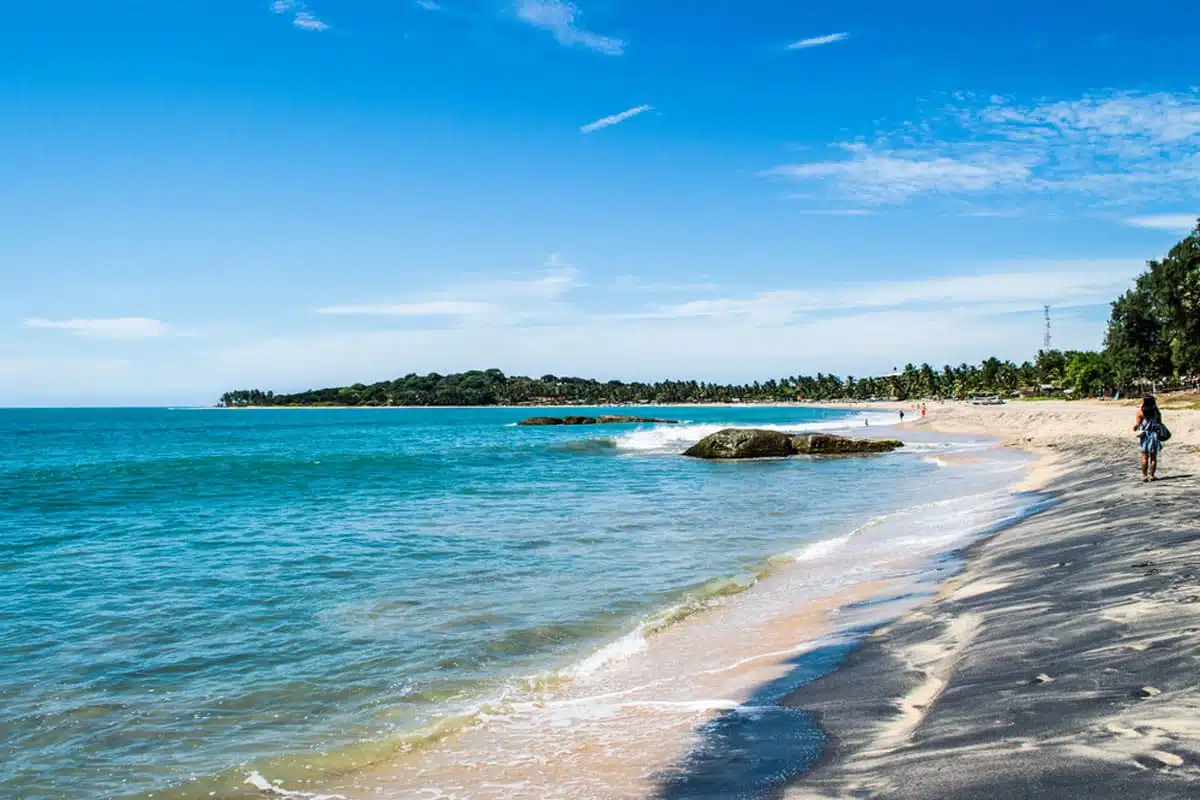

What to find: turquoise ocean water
left=1, top=407, right=1029, bottom=798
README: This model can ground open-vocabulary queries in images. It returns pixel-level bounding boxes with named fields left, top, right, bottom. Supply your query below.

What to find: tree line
left=219, top=220, right=1200, bottom=408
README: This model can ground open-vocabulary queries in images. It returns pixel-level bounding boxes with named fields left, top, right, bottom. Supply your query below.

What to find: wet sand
left=782, top=403, right=1200, bottom=798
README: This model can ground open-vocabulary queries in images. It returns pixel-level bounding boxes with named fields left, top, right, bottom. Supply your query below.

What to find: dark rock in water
left=683, top=429, right=795, bottom=459
left=791, top=434, right=904, bottom=455
left=683, top=429, right=904, bottom=459
left=517, top=415, right=679, bottom=426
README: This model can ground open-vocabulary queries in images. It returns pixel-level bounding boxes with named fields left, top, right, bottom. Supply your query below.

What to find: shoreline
left=299, top=418, right=1044, bottom=798
left=780, top=402, right=1200, bottom=797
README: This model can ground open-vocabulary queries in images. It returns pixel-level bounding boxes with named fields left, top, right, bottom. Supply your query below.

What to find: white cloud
left=292, top=12, right=329, bottom=31
left=315, top=257, right=581, bottom=326
left=634, top=261, right=1140, bottom=324
left=767, top=143, right=1032, bottom=203
left=978, top=92, right=1200, bottom=148
left=787, top=32, right=849, bottom=50
left=1123, top=213, right=1199, bottom=233
left=415, top=0, right=441, bottom=9
left=580, top=104, right=652, bottom=134
left=960, top=209, right=1023, bottom=218
left=316, top=301, right=495, bottom=316
left=479, top=260, right=581, bottom=301
left=24, top=317, right=170, bottom=339
left=271, top=0, right=329, bottom=31
left=768, top=89, right=1200, bottom=209
left=614, top=276, right=720, bottom=293
left=515, top=0, right=624, bottom=55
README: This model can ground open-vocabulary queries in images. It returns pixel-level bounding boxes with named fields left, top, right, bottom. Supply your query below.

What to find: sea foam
left=610, top=412, right=896, bottom=453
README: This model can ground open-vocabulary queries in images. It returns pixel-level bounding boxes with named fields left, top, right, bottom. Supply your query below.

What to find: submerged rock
left=683, top=429, right=795, bottom=459
left=682, top=429, right=904, bottom=459
left=517, top=415, right=679, bottom=426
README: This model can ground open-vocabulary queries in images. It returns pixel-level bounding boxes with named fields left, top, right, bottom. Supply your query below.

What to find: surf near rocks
left=517, top=415, right=680, bottom=426
left=683, top=429, right=903, bottom=460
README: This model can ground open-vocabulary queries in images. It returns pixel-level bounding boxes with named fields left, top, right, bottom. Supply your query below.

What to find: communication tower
left=1043, top=305, right=1052, bottom=351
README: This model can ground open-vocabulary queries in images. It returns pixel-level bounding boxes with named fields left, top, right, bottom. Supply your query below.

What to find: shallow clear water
left=0, top=406, right=1019, bottom=798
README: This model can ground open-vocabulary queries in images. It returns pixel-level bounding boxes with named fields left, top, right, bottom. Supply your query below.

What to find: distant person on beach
left=899, top=410, right=905, bottom=422
left=921, top=404, right=927, bottom=418
left=1134, top=394, right=1164, bottom=482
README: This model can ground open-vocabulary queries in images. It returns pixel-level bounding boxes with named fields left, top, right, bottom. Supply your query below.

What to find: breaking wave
left=608, top=412, right=896, bottom=454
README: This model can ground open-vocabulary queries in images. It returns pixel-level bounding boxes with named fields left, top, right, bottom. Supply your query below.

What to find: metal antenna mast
left=1043, top=305, right=1052, bottom=351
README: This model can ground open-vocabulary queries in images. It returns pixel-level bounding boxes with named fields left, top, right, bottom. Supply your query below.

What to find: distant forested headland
left=220, top=221, right=1200, bottom=408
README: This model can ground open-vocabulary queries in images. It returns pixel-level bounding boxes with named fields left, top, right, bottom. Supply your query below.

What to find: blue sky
left=2, top=1, right=1198, bottom=405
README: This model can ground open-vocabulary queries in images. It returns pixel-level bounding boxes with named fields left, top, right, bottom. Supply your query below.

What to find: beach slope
left=783, top=405, right=1200, bottom=798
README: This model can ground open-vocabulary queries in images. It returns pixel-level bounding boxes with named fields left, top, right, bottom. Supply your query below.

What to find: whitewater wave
left=566, top=574, right=759, bottom=679
left=609, top=412, right=896, bottom=454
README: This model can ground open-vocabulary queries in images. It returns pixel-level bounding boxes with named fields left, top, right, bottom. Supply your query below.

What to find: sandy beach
left=782, top=400, right=1200, bottom=798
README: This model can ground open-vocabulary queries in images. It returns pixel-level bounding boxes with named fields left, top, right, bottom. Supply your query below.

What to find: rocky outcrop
left=682, top=429, right=796, bottom=459
left=683, top=429, right=903, bottom=459
left=791, top=433, right=904, bottom=455
left=517, top=415, right=679, bottom=426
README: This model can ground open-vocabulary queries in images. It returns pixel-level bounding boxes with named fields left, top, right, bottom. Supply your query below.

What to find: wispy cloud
left=766, top=143, right=1032, bottom=204
left=580, top=104, right=652, bottom=134
left=317, top=256, right=582, bottom=325
left=614, top=276, right=721, bottom=293
left=787, top=32, right=849, bottom=50
left=632, top=261, right=1141, bottom=324
left=24, top=317, right=170, bottom=339
left=415, top=0, right=442, bottom=9
left=271, top=0, right=329, bottom=31
left=515, top=0, right=624, bottom=55
left=960, top=209, right=1023, bottom=218
left=767, top=90, right=1200, bottom=210
left=1123, top=213, right=1199, bottom=233
left=316, top=301, right=495, bottom=316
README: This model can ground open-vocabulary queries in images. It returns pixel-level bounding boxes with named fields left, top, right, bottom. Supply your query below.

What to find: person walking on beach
left=1134, top=394, right=1165, bottom=482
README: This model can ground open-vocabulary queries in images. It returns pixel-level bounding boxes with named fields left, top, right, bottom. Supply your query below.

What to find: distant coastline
left=213, top=399, right=909, bottom=411
left=219, top=353, right=1167, bottom=410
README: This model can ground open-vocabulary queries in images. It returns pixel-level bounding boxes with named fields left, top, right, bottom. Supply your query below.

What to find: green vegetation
left=220, top=221, right=1200, bottom=408
left=1105, top=220, right=1200, bottom=384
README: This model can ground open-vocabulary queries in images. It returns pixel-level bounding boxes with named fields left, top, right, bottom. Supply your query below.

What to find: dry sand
left=782, top=400, right=1200, bottom=799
